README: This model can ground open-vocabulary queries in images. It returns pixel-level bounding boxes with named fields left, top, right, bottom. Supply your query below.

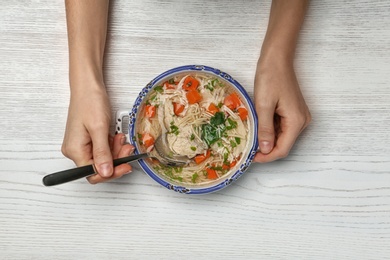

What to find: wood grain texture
left=1, top=0, right=390, bottom=259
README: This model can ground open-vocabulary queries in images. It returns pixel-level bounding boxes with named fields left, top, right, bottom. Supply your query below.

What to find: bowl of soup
left=124, top=65, right=258, bottom=194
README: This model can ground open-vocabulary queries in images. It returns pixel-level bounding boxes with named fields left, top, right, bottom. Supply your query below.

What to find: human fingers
left=89, top=124, right=113, bottom=178
left=257, top=101, right=277, bottom=155
left=112, top=133, right=127, bottom=157
left=111, top=134, right=133, bottom=176
left=253, top=116, right=306, bottom=163
left=87, top=144, right=134, bottom=184
left=113, top=144, right=134, bottom=175
left=109, top=135, right=114, bottom=150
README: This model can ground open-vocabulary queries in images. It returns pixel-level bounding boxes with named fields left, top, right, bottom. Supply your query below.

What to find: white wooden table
left=1, top=1, right=390, bottom=259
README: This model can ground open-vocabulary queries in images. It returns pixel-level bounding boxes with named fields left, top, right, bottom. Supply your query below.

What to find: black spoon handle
left=42, top=153, right=148, bottom=186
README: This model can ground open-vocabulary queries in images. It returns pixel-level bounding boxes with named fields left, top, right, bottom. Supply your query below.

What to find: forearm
left=65, top=0, right=110, bottom=92
left=260, top=0, right=309, bottom=66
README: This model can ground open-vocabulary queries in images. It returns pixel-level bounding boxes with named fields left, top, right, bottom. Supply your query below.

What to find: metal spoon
left=42, top=135, right=189, bottom=186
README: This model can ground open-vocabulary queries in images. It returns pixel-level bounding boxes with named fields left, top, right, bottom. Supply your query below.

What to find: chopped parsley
left=201, top=124, right=225, bottom=146
left=211, top=166, right=224, bottom=171
left=230, top=140, right=237, bottom=148
left=154, top=165, right=183, bottom=182
left=235, top=137, right=241, bottom=145
left=190, top=146, right=196, bottom=151
left=174, top=166, right=183, bottom=173
left=202, top=112, right=228, bottom=146
left=210, top=112, right=225, bottom=126
left=154, top=85, right=163, bottom=93
left=205, top=82, right=214, bottom=92
left=175, top=176, right=183, bottom=182
left=211, top=78, right=223, bottom=87
left=226, top=118, right=237, bottom=130
left=190, top=133, right=195, bottom=141
left=191, top=173, right=199, bottom=183
left=169, top=121, right=180, bottom=135
left=223, top=152, right=229, bottom=164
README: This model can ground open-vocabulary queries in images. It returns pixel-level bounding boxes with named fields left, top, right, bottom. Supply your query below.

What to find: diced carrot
left=237, top=107, right=248, bottom=121
left=173, top=102, right=185, bottom=116
left=207, top=103, right=219, bottom=115
left=229, top=160, right=237, bottom=168
left=194, top=150, right=211, bottom=164
left=224, top=92, right=241, bottom=110
left=222, top=159, right=237, bottom=170
left=142, top=133, right=155, bottom=148
left=164, top=82, right=176, bottom=90
left=186, top=90, right=202, bottom=104
left=182, top=76, right=199, bottom=91
left=206, top=168, right=218, bottom=179
left=145, top=105, right=156, bottom=118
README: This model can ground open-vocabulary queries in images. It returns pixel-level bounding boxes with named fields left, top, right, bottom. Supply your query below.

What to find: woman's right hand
left=61, top=81, right=134, bottom=184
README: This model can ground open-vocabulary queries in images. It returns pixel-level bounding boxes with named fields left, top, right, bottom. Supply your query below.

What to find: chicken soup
left=135, top=73, right=251, bottom=185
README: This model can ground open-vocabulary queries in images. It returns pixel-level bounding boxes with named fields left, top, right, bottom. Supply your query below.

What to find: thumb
left=257, top=104, right=276, bottom=154
left=90, top=129, right=113, bottom=178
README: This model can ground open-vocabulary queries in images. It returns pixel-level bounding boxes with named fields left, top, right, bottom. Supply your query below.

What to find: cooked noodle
left=136, top=73, right=250, bottom=185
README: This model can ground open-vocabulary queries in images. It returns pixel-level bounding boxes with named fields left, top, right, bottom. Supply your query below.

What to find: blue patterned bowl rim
left=128, top=65, right=258, bottom=194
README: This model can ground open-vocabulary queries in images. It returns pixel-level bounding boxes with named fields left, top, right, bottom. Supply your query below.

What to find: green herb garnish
left=190, top=133, right=195, bottom=141
left=201, top=112, right=228, bottom=146
left=210, top=112, right=225, bottom=126
left=155, top=164, right=183, bottom=182
left=191, top=173, right=199, bottom=183
left=211, top=78, right=223, bottom=87
left=149, top=94, right=157, bottom=102
left=168, top=78, right=175, bottom=84
left=226, top=118, right=238, bottom=130
left=205, top=82, right=214, bottom=92
left=230, top=140, right=237, bottom=148
left=201, top=124, right=226, bottom=146
left=154, top=85, right=163, bottom=93
left=175, top=176, right=183, bottom=182
left=211, top=166, right=224, bottom=171
left=169, top=121, right=180, bottom=135
left=174, top=166, right=183, bottom=173
left=223, top=152, right=229, bottom=164
left=235, top=137, right=241, bottom=145
left=190, top=146, right=196, bottom=151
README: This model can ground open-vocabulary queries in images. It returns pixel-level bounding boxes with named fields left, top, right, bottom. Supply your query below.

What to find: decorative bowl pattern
left=128, top=65, right=258, bottom=194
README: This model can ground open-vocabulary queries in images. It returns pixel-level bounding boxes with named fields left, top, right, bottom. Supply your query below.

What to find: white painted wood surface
left=1, top=0, right=390, bottom=259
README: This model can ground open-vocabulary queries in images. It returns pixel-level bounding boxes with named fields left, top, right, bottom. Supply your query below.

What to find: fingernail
left=98, top=163, right=113, bottom=178
left=120, top=135, right=126, bottom=145
left=124, top=169, right=132, bottom=175
left=260, top=141, right=272, bottom=154
left=129, top=146, right=135, bottom=155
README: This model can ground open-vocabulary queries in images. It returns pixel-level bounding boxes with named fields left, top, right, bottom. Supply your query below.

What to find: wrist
left=257, top=48, right=294, bottom=74
left=68, top=61, right=105, bottom=94
left=259, top=40, right=296, bottom=65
